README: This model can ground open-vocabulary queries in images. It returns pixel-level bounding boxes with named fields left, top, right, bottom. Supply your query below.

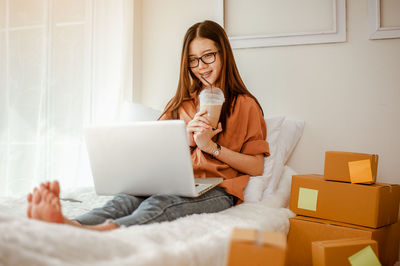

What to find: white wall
left=136, top=0, right=400, bottom=184
left=139, top=0, right=222, bottom=109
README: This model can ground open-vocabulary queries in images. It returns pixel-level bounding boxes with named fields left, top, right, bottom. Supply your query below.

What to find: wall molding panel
left=368, top=0, right=400, bottom=40
left=222, top=0, right=347, bottom=49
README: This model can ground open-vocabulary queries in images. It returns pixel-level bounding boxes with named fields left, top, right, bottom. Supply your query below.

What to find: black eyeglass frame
left=188, top=51, right=219, bottom=68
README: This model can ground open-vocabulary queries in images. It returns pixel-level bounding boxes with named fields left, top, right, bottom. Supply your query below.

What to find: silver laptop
left=84, top=120, right=222, bottom=197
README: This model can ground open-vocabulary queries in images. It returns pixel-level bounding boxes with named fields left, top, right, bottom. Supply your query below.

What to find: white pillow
left=119, top=101, right=162, bottom=122
left=262, top=119, right=305, bottom=198
left=244, top=116, right=285, bottom=202
left=261, top=165, right=298, bottom=208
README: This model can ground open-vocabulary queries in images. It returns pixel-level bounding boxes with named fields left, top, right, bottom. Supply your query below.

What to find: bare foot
left=28, top=183, right=64, bottom=224
left=27, top=181, right=118, bottom=231
left=40, top=181, right=60, bottom=197
left=28, top=181, right=61, bottom=219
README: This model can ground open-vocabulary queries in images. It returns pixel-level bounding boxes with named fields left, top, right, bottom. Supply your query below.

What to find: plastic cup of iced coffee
left=199, top=87, right=225, bottom=129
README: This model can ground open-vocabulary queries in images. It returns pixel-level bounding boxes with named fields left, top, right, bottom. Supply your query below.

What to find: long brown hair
left=159, top=20, right=263, bottom=130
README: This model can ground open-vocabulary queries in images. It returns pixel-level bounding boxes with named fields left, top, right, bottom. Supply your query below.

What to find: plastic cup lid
left=199, top=87, right=225, bottom=105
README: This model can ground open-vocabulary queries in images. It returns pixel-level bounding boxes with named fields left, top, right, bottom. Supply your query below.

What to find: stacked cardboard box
left=287, top=216, right=400, bottom=265
left=324, top=151, right=379, bottom=184
left=312, top=238, right=380, bottom=266
left=287, top=151, right=400, bottom=266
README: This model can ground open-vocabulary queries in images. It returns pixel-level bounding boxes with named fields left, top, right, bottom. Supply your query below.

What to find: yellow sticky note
left=297, top=187, right=318, bottom=211
left=348, top=159, right=373, bottom=183
left=348, top=245, right=381, bottom=266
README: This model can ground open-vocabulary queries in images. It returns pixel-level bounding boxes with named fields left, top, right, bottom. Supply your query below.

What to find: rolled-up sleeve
left=240, top=101, right=270, bottom=157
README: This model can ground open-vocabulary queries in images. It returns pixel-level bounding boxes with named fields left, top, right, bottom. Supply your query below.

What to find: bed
left=0, top=165, right=295, bottom=266
left=0, top=104, right=305, bottom=266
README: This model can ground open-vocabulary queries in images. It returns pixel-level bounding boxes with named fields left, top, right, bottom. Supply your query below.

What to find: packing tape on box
left=256, top=230, right=263, bottom=246
left=375, top=183, right=394, bottom=192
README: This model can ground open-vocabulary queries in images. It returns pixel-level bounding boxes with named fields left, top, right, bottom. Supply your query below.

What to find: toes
left=33, top=188, right=41, bottom=204
left=27, top=206, right=32, bottom=218
left=51, top=197, right=61, bottom=210
left=27, top=193, right=33, bottom=218
left=44, top=189, right=60, bottom=207
left=40, top=181, right=51, bottom=192
left=50, top=181, right=60, bottom=197
left=27, top=193, right=33, bottom=203
left=42, top=189, right=52, bottom=203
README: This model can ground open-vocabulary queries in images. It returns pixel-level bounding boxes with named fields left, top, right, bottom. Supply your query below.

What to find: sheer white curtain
left=0, top=0, right=133, bottom=197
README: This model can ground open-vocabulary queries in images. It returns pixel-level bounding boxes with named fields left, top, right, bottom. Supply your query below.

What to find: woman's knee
left=142, top=195, right=182, bottom=211
left=103, top=194, right=144, bottom=216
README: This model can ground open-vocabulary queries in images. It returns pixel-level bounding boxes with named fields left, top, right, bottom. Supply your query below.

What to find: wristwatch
left=213, top=143, right=221, bottom=157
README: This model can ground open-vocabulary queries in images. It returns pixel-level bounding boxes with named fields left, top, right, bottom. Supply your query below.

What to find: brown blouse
left=161, top=94, right=269, bottom=203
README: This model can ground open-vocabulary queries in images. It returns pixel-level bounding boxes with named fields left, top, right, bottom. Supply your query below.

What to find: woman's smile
left=200, top=70, right=212, bottom=79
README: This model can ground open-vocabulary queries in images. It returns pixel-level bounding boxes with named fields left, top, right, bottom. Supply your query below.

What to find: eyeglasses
left=188, top=51, right=219, bottom=68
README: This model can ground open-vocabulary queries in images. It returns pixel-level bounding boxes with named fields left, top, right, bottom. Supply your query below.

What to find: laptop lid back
left=84, top=120, right=197, bottom=196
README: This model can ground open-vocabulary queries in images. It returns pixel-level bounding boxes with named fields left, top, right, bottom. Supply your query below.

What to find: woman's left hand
left=194, top=122, right=223, bottom=153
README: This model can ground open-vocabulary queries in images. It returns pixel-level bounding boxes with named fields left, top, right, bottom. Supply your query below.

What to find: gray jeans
left=75, top=187, right=235, bottom=227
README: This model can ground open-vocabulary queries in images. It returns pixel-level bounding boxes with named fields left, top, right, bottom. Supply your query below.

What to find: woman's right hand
left=186, top=109, right=211, bottom=147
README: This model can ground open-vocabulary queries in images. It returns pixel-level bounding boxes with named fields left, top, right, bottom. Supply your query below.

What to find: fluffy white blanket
left=0, top=166, right=296, bottom=266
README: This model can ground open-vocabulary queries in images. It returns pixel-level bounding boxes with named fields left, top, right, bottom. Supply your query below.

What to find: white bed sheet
left=0, top=166, right=296, bottom=266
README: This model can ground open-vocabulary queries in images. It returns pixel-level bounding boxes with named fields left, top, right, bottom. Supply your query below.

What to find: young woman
left=27, top=20, right=270, bottom=231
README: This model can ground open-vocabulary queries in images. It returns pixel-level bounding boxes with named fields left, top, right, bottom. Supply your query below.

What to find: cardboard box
left=226, top=228, right=286, bottom=266
left=312, top=238, right=380, bottom=266
left=286, top=216, right=400, bottom=266
left=324, top=151, right=379, bottom=184
left=289, top=174, right=400, bottom=228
